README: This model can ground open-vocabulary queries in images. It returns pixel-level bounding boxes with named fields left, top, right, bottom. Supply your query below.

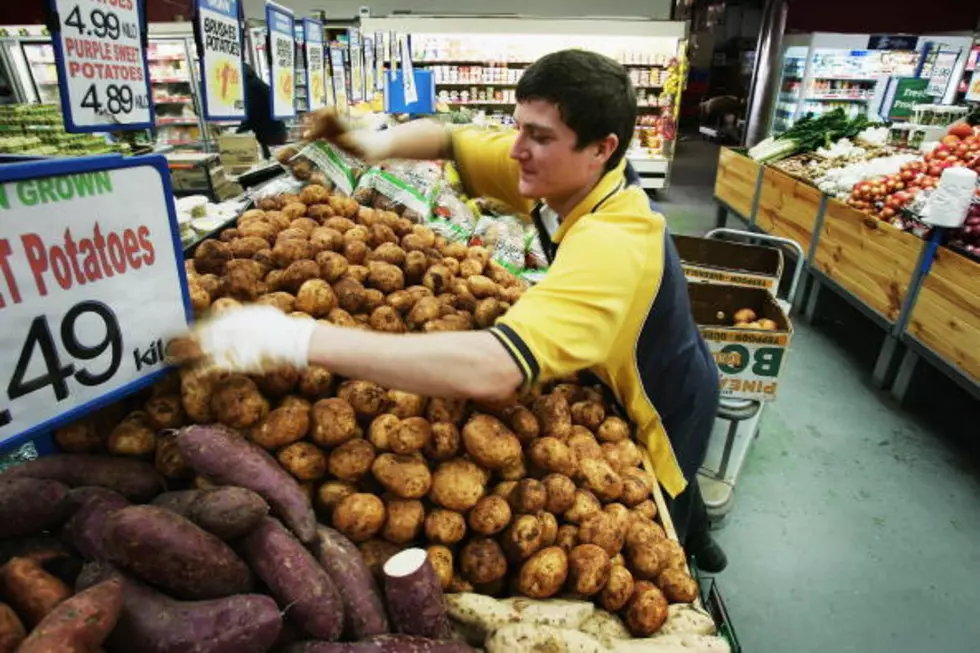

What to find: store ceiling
left=785, top=0, right=980, bottom=34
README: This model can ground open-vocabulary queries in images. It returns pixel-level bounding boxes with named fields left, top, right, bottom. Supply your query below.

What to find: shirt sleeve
left=451, top=127, right=534, bottom=216
left=489, top=214, right=657, bottom=385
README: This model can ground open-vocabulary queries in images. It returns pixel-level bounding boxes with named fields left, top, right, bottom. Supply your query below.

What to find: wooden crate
left=906, top=247, right=980, bottom=384
left=713, top=147, right=760, bottom=218
left=754, top=167, right=823, bottom=253
left=813, top=199, right=924, bottom=322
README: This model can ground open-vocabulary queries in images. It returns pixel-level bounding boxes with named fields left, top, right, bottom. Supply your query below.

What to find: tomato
left=941, top=135, right=962, bottom=147
left=956, top=143, right=970, bottom=157
left=928, top=164, right=943, bottom=177
left=947, top=122, right=975, bottom=139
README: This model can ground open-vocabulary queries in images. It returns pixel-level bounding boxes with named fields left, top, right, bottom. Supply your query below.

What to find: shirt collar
left=551, top=159, right=628, bottom=244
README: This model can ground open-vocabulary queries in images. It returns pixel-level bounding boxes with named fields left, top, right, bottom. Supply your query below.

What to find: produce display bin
left=674, top=233, right=783, bottom=294
left=905, top=246, right=980, bottom=385
left=813, top=198, right=926, bottom=323
left=754, top=166, right=823, bottom=256
left=688, top=283, right=793, bottom=402
left=713, top=147, right=760, bottom=219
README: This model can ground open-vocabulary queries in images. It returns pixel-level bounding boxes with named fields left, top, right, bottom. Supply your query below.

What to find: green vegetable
left=750, top=109, right=876, bottom=162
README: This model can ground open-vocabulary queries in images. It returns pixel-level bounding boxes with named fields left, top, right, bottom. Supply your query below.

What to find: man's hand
left=302, top=108, right=391, bottom=163
left=186, top=305, right=316, bottom=373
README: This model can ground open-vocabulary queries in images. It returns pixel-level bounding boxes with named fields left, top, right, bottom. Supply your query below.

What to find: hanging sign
left=348, top=28, right=363, bottom=102
left=330, top=44, right=348, bottom=109
left=0, top=155, right=191, bottom=450
left=926, top=50, right=960, bottom=98
left=390, top=30, right=399, bottom=82
left=398, top=34, right=418, bottom=104
left=867, top=35, right=918, bottom=51
left=265, top=1, right=295, bottom=119
left=375, top=31, right=385, bottom=92
left=966, top=71, right=980, bottom=102
left=304, top=18, right=325, bottom=111
left=195, top=0, right=245, bottom=120
left=48, top=0, right=153, bottom=132
left=364, top=36, right=375, bottom=99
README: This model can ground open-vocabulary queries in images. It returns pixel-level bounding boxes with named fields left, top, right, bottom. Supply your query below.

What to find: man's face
left=509, top=99, right=608, bottom=201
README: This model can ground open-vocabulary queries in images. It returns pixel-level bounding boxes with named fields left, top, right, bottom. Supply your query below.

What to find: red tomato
left=941, top=135, right=962, bottom=147
left=947, top=123, right=975, bottom=139
left=928, top=164, right=943, bottom=177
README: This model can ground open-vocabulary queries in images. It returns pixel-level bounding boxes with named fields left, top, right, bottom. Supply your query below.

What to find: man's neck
left=545, top=170, right=605, bottom=219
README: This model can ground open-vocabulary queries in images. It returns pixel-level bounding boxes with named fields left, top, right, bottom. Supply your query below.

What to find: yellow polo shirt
left=452, top=127, right=688, bottom=497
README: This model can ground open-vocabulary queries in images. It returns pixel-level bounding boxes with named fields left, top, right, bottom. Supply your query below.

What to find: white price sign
left=926, top=50, right=959, bottom=98
left=196, top=0, right=245, bottom=120
left=265, top=1, right=295, bottom=119
left=50, top=0, right=153, bottom=132
left=398, top=34, right=417, bottom=104
left=304, top=18, right=326, bottom=111
left=348, top=28, right=363, bottom=102
left=0, top=157, right=190, bottom=449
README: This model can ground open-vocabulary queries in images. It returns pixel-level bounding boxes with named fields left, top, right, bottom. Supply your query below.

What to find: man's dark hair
left=516, top=49, right=637, bottom=171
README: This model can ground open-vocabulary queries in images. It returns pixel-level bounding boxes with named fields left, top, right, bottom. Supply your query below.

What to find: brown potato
left=298, top=365, right=334, bottom=398
left=628, top=540, right=664, bottom=581
left=534, top=394, right=573, bottom=440
left=424, top=509, right=466, bottom=545
left=578, top=512, right=624, bottom=557
left=108, top=412, right=156, bottom=457
left=626, top=519, right=666, bottom=550
left=154, top=431, right=189, bottom=480
left=282, top=202, right=307, bottom=220
left=652, top=538, right=686, bottom=572
left=579, top=458, right=624, bottom=502
left=466, top=275, right=498, bottom=299
left=368, top=414, right=400, bottom=451
left=497, top=455, right=528, bottom=482
left=506, top=406, right=540, bottom=445
left=299, top=183, right=330, bottom=205
left=337, top=380, right=387, bottom=420
left=568, top=544, right=612, bottom=596
left=508, top=479, right=547, bottom=515
left=382, top=498, right=425, bottom=545
left=333, top=278, right=366, bottom=313
left=385, top=290, right=416, bottom=314
left=473, top=297, right=507, bottom=328
left=333, top=493, right=386, bottom=543
left=310, top=398, right=359, bottom=448
left=188, top=283, right=210, bottom=315
left=466, top=246, right=491, bottom=267
left=371, top=242, right=407, bottom=267
left=468, top=496, right=512, bottom=536
left=367, top=261, right=405, bottom=294
left=403, top=250, right=428, bottom=283
left=328, top=438, right=376, bottom=482
left=556, top=525, right=578, bottom=554
left=603, top=440, right=642, bottom=472
left=256, top=291, right=295, bottom=313
left=277, top=442, right=328, bottom=481
left=290, top=217, right=317, bottom=235
left=423, top=265, right=454, bottom=294
left=503, top=514, right=543, bottom=562
left=412, top=225, right=436, bottom=247
left=621, top=471, right=652, bottom=507
left=315, top=480, right=356, bottom=516
left=310, top=226, right=344, bottom=252
left=253, top=366, right=300, bottom=398
left=317, top=250, right=349, bottom=282
left=597, top=416, right=630, bottom=443
left=537, top=511, right=559, bottom=548
left=440, top=257, right=460, bottom=276
left=276, top=227, right=308, bottom=243
left=230, top=236, right=270, bottom=259
left=390, top=417, right=431, bottom=455
left=211, top=375, right=270, bottom=429
left=458, top=258, right=484, bottom=279
left=570, top=401, right=605, bottom=431
left=565, top=489, right=602, bottom=525
left=194, top=239, right=231, bottom=274
left=281, top=259, right=320, bottom=293
left=625, top=584, right=669, bottom=636
left=369, top=306, right=407, bottom=333
left=426, top=545, right=454, bottom=590
left=550, top=383, right=583, bottom=405
left=324, top=216, right=356, bottom=233
left=426, top=398, right=467, bottom=425
left=144, top=395, right=185, bottom=430
left=344, top=240, right=369, bottom=265
left=386, top=390, right=427, bottom=419
left=543, top=474, right=577, bottom=514
left=406, top=296, right=441, bottom=330
left=460, top=538, right=507, bottom=585
left=604, top=503, right=631, bottom=538
left=460, top=415, right=522, bottom=471
left=493, top=481, right=518, bottom=502
left=294, top=279, right=338, bottom=317
left=430, top=459, right=486, bottom=511
left=601, top=565, right=635, bottom=612
left=656, top=568, right=698, bottom=604
left=418, top=423, right=458, bottom=462
left=327, top=308, right=358, bottom=327
left=180, top=366, right=217, bottom=423
left=372, top=454, right=432, bottom=499
left=528, top=437, right=578, bottom=477
left=250, top=405, right=310, bottom=449
left=517, top=546, right=568, bottom=599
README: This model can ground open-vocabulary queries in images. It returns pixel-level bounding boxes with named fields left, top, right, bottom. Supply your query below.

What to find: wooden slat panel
left=907, top=247, right=980, bottom=383
left=754, top=167, right=822, bottom=253
left=713, top=147, right=759, bottom=218
left=814, top=199, right=924, bottom=322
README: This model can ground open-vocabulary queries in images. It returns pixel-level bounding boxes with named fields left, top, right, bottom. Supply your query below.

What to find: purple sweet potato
left=0, top=454, right=165, bottom=502
left=62, top=488, right=130, bottom=561
left=18, top=578, right=123, bottom=653
left=241, top=517, right=343, bottom=641
left=77, top=562, right=282, bottom=653
left=284, top=636, right=477, bottom=653
left=177, top=425, right=317, bottom=543
left=102, top=505, right=252, bottom=600
left=151, top=487, right=269, bottom=540
left=312, top=526, right=388, bottom=639
left=383, top=549, right=451, bottom=640
left=0, top=478, right=72, bottom=539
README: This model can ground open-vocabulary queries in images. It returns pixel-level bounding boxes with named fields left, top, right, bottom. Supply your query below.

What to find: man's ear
left=594, top=134, right=619, bottom=167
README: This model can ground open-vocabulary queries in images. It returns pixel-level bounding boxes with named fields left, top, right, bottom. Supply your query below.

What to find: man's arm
left=303, top=110, right=452, bottom=163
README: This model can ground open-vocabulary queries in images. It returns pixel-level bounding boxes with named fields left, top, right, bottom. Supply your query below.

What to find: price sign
left=926, top=50, right=959, bottom=98
left=330, top=44, right=348, bottom=109
left=265, top=1, right=295, bottom=119
left=374, top=31, right=384, bottom=92
left=0, top=155, right=191, bottom=449
left=398, top=34, right=418, bottom=104
left=348, top=28, right=363, bottom=102
left=304, top=18, right=325, bottom=112
left=196, top=0, right=246, bottom=120
left=364, top=36, right=375, bottom=99
left=49, top=0, right=153, bottom=132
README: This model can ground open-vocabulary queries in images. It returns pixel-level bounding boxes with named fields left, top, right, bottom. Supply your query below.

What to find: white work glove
left=192, top=305, right=316, bottom=373
left=302, top=108, right=390, bottom=163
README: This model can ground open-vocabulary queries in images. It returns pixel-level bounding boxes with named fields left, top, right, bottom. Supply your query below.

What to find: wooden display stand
left=755, top=167, right=823, bottom=256
left=714, top=147, right=760, bottom=220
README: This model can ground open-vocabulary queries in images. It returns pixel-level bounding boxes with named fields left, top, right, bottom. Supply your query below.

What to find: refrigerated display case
left=768, top=32, right=974, bottom=136
left=147, top=35, right=206, bottom=150
left=0, top=27, right=62, bottom=105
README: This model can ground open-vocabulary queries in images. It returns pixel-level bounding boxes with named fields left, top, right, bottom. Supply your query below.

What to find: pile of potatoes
left=54, top=183, right=700, bottom=638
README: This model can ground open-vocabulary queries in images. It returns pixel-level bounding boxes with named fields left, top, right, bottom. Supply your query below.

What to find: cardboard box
left=674, top=234, right=783, bottom=294
left=688, top=283, right=792, bottom=402
left=218, top=134, right=261, bottom=168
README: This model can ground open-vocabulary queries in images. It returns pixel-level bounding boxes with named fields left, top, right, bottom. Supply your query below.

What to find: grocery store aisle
left=658, top=138, right=980, bottom=653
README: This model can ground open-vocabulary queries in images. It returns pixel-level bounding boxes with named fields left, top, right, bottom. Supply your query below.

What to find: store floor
left=655, top=137, right=980, bottom=653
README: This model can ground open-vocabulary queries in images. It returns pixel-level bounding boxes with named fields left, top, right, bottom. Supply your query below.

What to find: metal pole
left=743, top=0, right=788, bottom=147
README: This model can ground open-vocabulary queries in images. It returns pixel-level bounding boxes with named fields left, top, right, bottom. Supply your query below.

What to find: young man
left=193, top=49, right=726, bottom=571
